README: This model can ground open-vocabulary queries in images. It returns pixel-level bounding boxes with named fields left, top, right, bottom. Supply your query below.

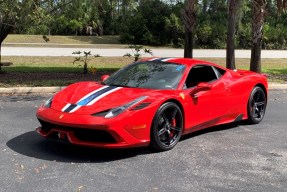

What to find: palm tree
left=250, top=0, right=287, bottom=73
left=277, top=0, right=287, bottom=13
left=182, top=0, right=197, bottom=58
left=226, top=0, right=242, bottom=70
left=250, top=0, right=267, bottom=73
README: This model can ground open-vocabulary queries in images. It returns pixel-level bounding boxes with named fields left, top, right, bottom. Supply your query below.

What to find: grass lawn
left=1, top=56, right=134, bottom=71
left=3, top=34, right=121, bottom=45
left=2, top=34, right=168, bottom=49
left=0, top=56, right=286, bottom=87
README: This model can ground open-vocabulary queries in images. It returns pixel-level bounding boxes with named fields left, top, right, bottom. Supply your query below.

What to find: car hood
left=50, top=82, right=163, bottom=115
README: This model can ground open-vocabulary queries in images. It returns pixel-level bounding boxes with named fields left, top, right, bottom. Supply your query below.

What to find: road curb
left=0, top=84, right=286, bottom=94
left=268, top=84, right=287, bottom=90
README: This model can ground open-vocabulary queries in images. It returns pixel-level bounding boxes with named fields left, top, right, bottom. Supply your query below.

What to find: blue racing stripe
left=77, top=86, right=117, bottom=106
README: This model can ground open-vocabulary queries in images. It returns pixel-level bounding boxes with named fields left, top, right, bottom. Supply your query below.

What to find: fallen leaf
left=77, top=185, right=84, bottom=192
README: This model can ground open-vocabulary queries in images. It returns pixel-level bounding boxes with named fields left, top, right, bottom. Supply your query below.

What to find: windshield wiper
left=108, top=84, right=133, bottom=88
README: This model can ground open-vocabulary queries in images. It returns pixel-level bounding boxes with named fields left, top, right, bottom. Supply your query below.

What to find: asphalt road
left=2, top=46, right=287, bottom=58
left=0, top=90, right=287, bottom=192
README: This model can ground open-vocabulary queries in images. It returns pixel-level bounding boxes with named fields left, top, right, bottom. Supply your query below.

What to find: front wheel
left=150, top=102, right=183, bottom=151
left=247, top=86, right=267, bottom=124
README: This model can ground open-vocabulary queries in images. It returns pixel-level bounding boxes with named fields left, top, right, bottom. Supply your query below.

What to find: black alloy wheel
left=247, top=86, right=267, bottom=124
left=150, top=102, right=183, bottom=151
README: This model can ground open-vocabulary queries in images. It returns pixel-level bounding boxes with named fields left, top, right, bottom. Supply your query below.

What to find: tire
left=150, top=102, right=183, bottom=151
left=247, top=86, right=267, bottom=124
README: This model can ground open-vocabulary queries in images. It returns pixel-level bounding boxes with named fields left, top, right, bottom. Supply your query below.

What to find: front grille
left=74, top=129, right=116, bottom=143
left=38, top=119, right=117, bottom=143
left=38, top=119, right=53, bottom=134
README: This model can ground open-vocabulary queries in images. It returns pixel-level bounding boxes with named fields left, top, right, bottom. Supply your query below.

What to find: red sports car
left=36, top=58, right=268, bottom=151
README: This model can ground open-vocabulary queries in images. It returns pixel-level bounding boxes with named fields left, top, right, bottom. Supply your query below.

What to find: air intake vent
left=131, top=102, right=151, bottom=110
left=92, top=109, right=110, bottom=117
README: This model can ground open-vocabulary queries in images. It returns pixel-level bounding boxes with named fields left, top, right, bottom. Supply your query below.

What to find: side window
left=213, top=66, right=226, bottom=79
left=185, top=65, right=218, bottom=88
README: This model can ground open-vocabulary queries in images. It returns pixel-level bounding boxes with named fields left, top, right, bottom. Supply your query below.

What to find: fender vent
left=130, top=102, right=151, bottom=110
left=92, top=109, right=110, bottom=117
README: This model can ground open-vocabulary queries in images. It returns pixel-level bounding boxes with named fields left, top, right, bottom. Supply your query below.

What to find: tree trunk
left=276, top=0, right=287, bottom=14
left=0, top=16, right=2, bottom=72
left=226, top=0, right=241, bottom=70
left=202, top=0, right=208, bottom=13
left=0, top=43, right=2, bottom=73
left=0, top=21, right=13, bottom=73
left=250, top=0, right=266, bottom=73
left=184, top=30, right=193, bottom=58
left=84, top=63, right=88, bottom=74
left=181, top=0, right=196, bottom=58
left=250, top=41, right=262, bottom=72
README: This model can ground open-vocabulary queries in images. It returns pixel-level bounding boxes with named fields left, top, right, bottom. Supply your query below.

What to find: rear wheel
left=150, top=102, right=183, bottom=151
left=247, top=86, right=267, bottom=124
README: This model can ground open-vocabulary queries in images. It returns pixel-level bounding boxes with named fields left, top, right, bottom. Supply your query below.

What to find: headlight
left=43, top=97, right=53, bottom=108
left=105, top=96, right=148, bottom=118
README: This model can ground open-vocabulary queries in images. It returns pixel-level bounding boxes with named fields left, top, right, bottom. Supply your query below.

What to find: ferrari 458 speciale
left=36, top=58, right=268, bottom=151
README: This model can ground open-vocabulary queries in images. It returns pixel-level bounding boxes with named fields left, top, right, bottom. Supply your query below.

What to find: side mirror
left=101, top=75, right=110, bottom=82
left=190, top=82, right=212, bottom=96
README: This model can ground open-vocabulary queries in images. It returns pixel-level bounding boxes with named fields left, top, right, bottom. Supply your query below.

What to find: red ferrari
left=36, top=58, right=268, bottom=151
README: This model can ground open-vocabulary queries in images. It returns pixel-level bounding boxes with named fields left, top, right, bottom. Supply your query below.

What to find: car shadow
left=6, top=131, right=152, bottom=163
left=6, top=121, right=248, bottom=163
left=180, top=121, right=247, bottom=141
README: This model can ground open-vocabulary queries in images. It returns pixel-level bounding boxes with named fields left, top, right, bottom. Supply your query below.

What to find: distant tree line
left=0, top=0, right=285, bottom=50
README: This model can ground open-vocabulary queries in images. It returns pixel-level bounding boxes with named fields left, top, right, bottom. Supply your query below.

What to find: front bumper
left=36, top=107, right=152, bottom=148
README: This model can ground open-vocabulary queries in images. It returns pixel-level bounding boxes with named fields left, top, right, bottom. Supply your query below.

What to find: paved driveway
left=0, top=90, right=287, bottom=192
left=2, top=46, right=287, bottom=58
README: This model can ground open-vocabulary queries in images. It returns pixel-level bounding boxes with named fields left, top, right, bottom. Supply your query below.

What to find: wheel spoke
left=253, top=93, right=265, bottom=119
left=252, top=106, right=257, bottom=117
left=171, top=108, right=178, bottom=119
left=161, top=113, right=169, bottom=124
left=256, top=91, right=260, bottom=102
left=166, top=130, right=171, bottom=145
left=247, top=87, right=266, bottom=124
left=170, top=126, right=181, bottom=132
left=255, top=110, right=261, bottom=118
left=152, top=103, right=184, bottom=150
left=158, top=128, right=166, bottom=136
left=256, top=101, right=265, bottom=106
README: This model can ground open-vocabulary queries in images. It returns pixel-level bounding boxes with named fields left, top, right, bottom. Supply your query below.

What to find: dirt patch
left=266, top=73, right=287, bottom=84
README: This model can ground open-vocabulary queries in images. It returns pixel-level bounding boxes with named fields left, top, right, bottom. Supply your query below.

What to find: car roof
left=140, top=57, right=221, bottom=68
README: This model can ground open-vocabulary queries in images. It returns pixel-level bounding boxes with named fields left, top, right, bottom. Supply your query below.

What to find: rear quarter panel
left=226, top=69, right=268, bottom=119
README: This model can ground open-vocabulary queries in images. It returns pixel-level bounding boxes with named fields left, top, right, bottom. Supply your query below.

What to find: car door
left=182, top=65, right=228, bottom=131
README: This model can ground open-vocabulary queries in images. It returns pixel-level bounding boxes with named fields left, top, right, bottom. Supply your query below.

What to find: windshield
left=104, top=61, right=186, bottom=89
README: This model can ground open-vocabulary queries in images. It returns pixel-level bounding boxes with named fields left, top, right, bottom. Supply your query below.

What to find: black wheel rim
left=250, top=89, right=266, bottom=121
left=156, top=106, right=182, bottom=147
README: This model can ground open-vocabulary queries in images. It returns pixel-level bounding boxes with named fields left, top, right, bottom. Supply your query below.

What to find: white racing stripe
left=60, top=86, right=123, bottom=113
left=87, top=87, right=123, bottom=106
left=61, top=86, right=109, bottom=112
left=161, top=58, right=176, bottom=62
left=77, top=85, right=109, bottom=103
left=61, top=104, right=71, bottom=112
left=148, top=58, right=160, bottom=61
